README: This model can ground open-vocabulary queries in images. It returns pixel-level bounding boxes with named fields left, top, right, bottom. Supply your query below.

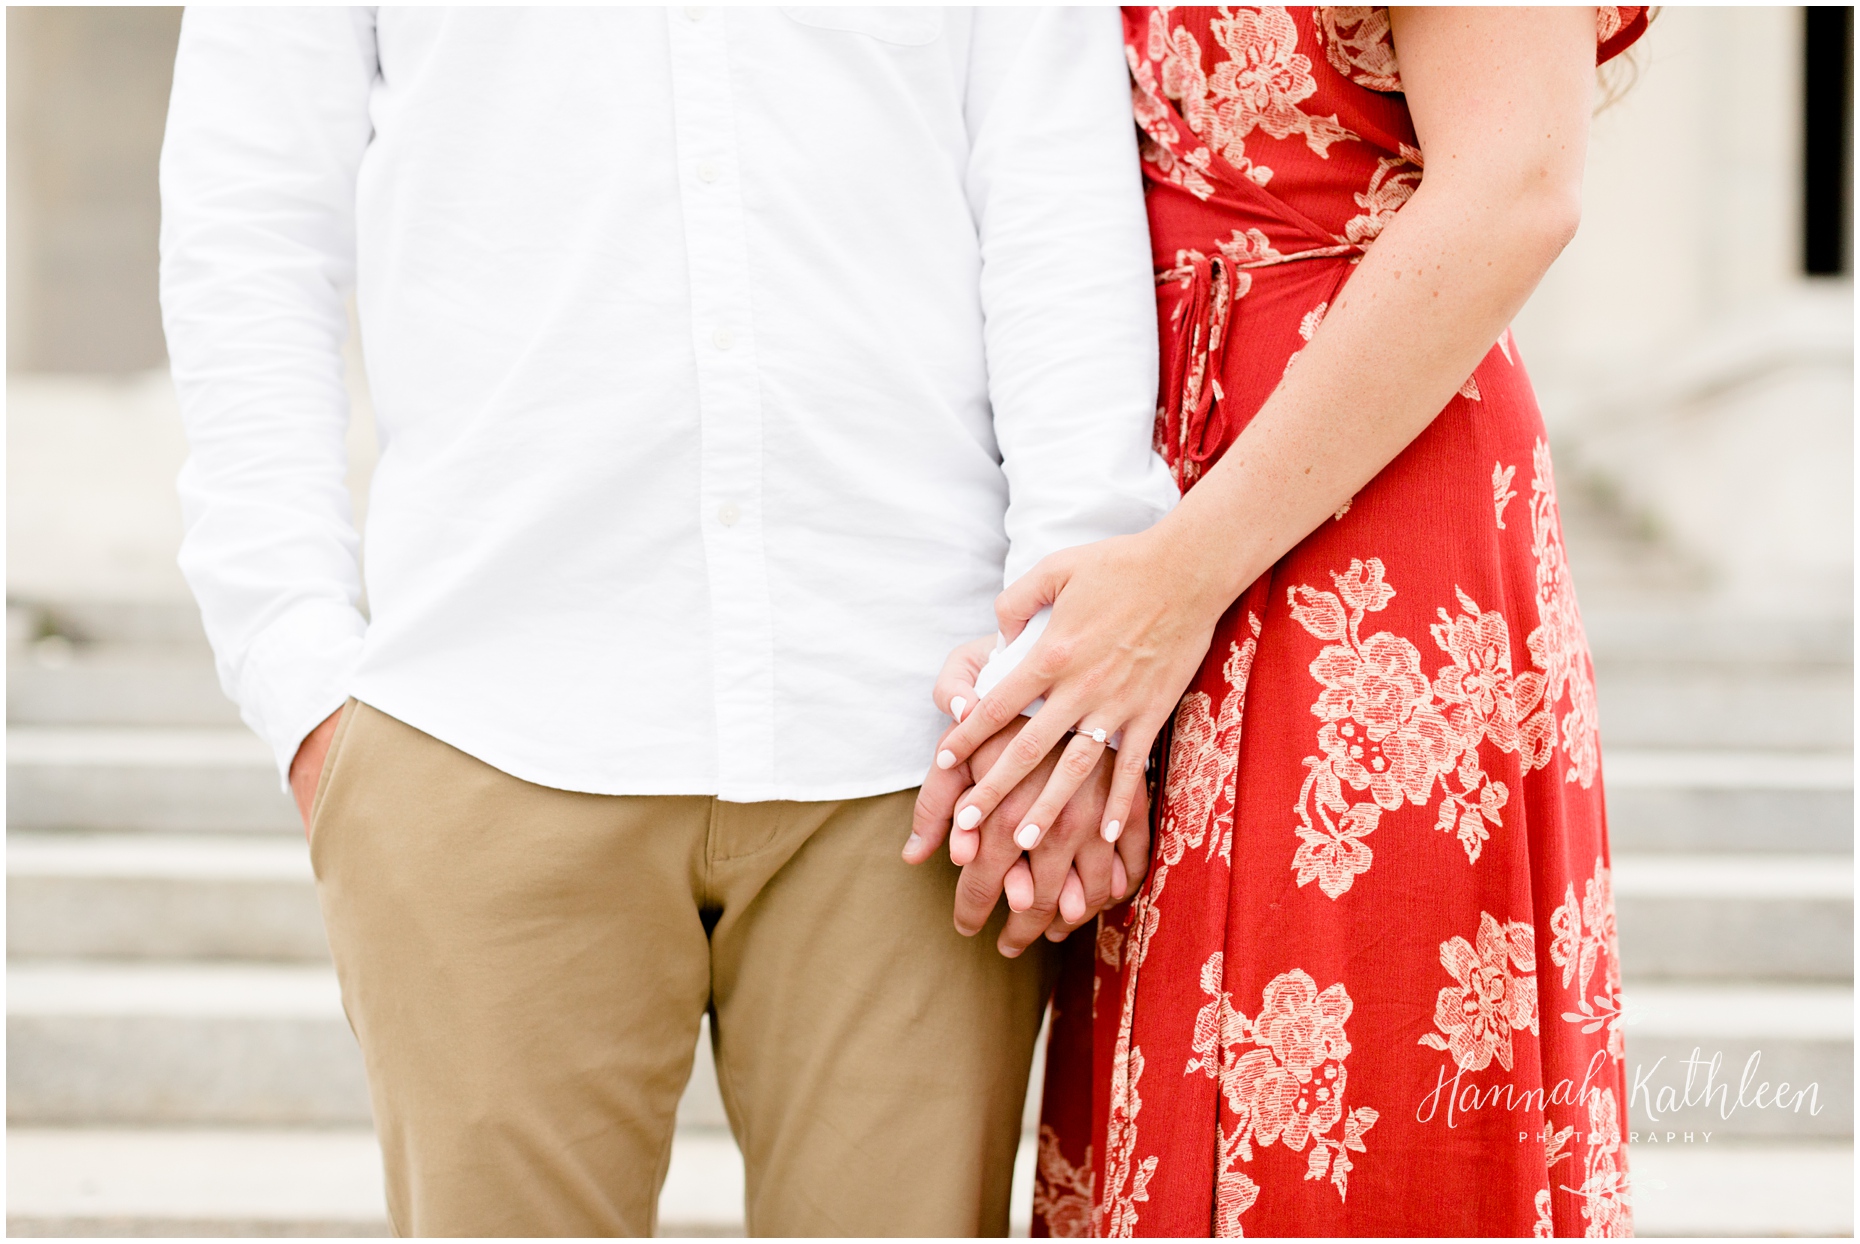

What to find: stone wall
left=6, top=7, right=182, bottom=374
left=1515, top=6, right=1854, bottom=614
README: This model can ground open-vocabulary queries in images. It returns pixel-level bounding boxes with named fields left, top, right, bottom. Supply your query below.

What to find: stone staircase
left=3, top=598, right=1044, bottom=1236
left=6, top=501, right=1853, bottom=1234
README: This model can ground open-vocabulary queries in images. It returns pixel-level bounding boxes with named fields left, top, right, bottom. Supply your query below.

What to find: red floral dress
left=1034, top=8, right=1649, bottom=1237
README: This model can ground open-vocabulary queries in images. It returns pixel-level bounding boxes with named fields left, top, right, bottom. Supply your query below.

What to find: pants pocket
left=307, top=698, right=360, bottom=856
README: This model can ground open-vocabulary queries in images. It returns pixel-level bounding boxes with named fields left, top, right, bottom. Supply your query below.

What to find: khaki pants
left=309, top=701, right=1050, bottom=1237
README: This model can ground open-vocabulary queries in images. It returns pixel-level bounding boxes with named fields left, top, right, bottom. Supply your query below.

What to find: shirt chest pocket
left=780, top=6, right=941, bottom=46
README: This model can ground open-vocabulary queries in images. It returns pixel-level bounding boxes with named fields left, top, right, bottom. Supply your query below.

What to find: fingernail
left=1015, top=823, right=1042, bottom=850
left=951, top=696, right=967, bottom=722
left=956, top=805, right=982, bottom=830
left=993, top=631, right=1006, bottom=652
left=936, top=749, right=957, bottom=770
left=1000, top=943, right=1023, bottom=958
left=1103, top=819, right=1122, bottom=843
left=904, top=833, right=922, bottom=855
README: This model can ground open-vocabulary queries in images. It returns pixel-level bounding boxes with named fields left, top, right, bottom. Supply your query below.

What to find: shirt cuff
left=971, top=608, right=1123, bottom=750
left=234, top=602, right=367, bottom=790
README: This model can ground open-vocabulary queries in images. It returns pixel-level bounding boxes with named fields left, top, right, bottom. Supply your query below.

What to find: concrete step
left=13, top=726, right=1849, bottom=857
left=1596, top=665, right=1853, bottom=749
left=1603, top=749, right=1853, bottom=854
left=1614, top=853, right=1853, bottom=981
left=8, top=727, right=296, bottom=834
left=7, top=962, right=367, bottom=1126
left=8, top=834, right=328, bottom=962
left=21, top=601, right=1846, bottom=673
left=11, top=640, right=1852, bottom=750
left=1583, top=608, right=1852, bottom=669
left=9, top=645, right=240, bottom=727
left=9, top=835, right=1849, bottom=982
left=1623, top=982, right=1852, bottom=1140
left=6, top=961, right=730, bottom=1129
left=11, top=961, right=1844, bottom=1140
left=6, top=1126, right=1847, bottom=1238
left=1626, top=1139, right=1853, bottom=1236
left=3, top=1126, right=753, bottom=1237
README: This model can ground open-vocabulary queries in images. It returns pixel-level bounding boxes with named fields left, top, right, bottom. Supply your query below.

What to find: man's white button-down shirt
left=160, top=6, right=1178, bottom=802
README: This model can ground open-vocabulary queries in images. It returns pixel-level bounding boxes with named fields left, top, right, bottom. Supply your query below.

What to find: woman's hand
left=908, top=637, right=1150, bottom=955
left=928, top=528, right=1230, bottom=852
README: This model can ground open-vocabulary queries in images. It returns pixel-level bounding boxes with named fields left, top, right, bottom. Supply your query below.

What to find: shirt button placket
left=668, top=8, right=775, bottom=797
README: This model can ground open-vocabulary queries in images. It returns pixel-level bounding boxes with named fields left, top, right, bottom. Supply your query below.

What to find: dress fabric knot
left=1155, top=240, right=1356, bottom=491
left=1156, top=251, right=1244, bottom=491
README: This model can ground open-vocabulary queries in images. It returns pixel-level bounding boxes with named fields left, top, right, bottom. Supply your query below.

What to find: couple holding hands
left=162, top=5, right=1643, bottom=1237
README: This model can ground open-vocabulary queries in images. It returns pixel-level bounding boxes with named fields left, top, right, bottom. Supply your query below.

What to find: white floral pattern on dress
left=1314, top=7, right=1400, bottom=91
left=1284, top=438, right=1608, bottom=902
left=1282, top=299, right=1328, bottom=382
left=1494, top=462, right=1518, bottom=529
left=1574, top=1087, right=1632, bottom=1236
left=1314, top=7, right=1644, bottom=92
left=1288, top=560, right=1549, bottom=897
left=1163, top=615, right=1261, bottom=865
left=1034, top=1125, right=1095, bottom=1239
left=1098, top=919, right=1126, bottom=969
left=1100, top=1041, right=1158, bottom=1237
left=1099, top=607, right=1267, bottom=1235
left=1527, top=439, right=1602, bottom=788
left=1534, top=1188, right=1556, bottom=1239
left=1130, top=12, right=1218, bottom=201
left=1136, top=6, right=1357, bottom=191
left=1340, top=145, right=1423, bottom=247
left=1417, top=911, right=1539, bottom=1072
left=1596, top=7, right=1633, bottom=43
left=1551, top=856, right=1626, bottom=1061
left=1187, top=958, right=1378, bottom=1235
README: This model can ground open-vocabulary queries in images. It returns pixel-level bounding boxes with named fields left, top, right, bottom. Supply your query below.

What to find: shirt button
left=696, top=161, right=719, bottom=184
left=684, top=6, right=705, bottom=21
left=717, top=502, right=741, bottom=527
left=712, top=327, right=734, bottom=351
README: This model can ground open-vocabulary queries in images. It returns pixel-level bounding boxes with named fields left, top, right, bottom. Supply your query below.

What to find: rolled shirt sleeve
left=160, top=7, right=378, bottom=785
left=963, top=8, right=1180, bottom=714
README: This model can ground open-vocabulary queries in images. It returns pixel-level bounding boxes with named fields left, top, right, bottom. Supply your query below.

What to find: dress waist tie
left=1155, top=240, right=1359, bottom=491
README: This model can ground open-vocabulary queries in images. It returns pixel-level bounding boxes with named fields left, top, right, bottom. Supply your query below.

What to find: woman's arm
left=932, top=7, right=1600, bottom=843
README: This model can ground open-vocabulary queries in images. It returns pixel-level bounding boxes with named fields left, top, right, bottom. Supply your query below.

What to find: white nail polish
left=951, top=696, right=967, bottom=722
left=936, top=749, right=956, bottom=770
left=1015, top=823, right=1041, bottom=850
left=1103, top=819, right=1122, bottom=843
left=956, top=805, right=982, bottom=830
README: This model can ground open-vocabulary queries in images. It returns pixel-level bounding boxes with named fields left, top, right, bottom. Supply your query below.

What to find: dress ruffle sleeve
left=1314, top=6, right=1650, bottom=93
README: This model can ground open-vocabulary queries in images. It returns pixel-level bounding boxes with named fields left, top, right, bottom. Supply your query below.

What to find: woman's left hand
left=931, top=524, right=1233, bottom=852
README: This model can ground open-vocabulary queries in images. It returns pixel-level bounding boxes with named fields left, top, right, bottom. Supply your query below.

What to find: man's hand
left=288, top=707, right=344, bottom=839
